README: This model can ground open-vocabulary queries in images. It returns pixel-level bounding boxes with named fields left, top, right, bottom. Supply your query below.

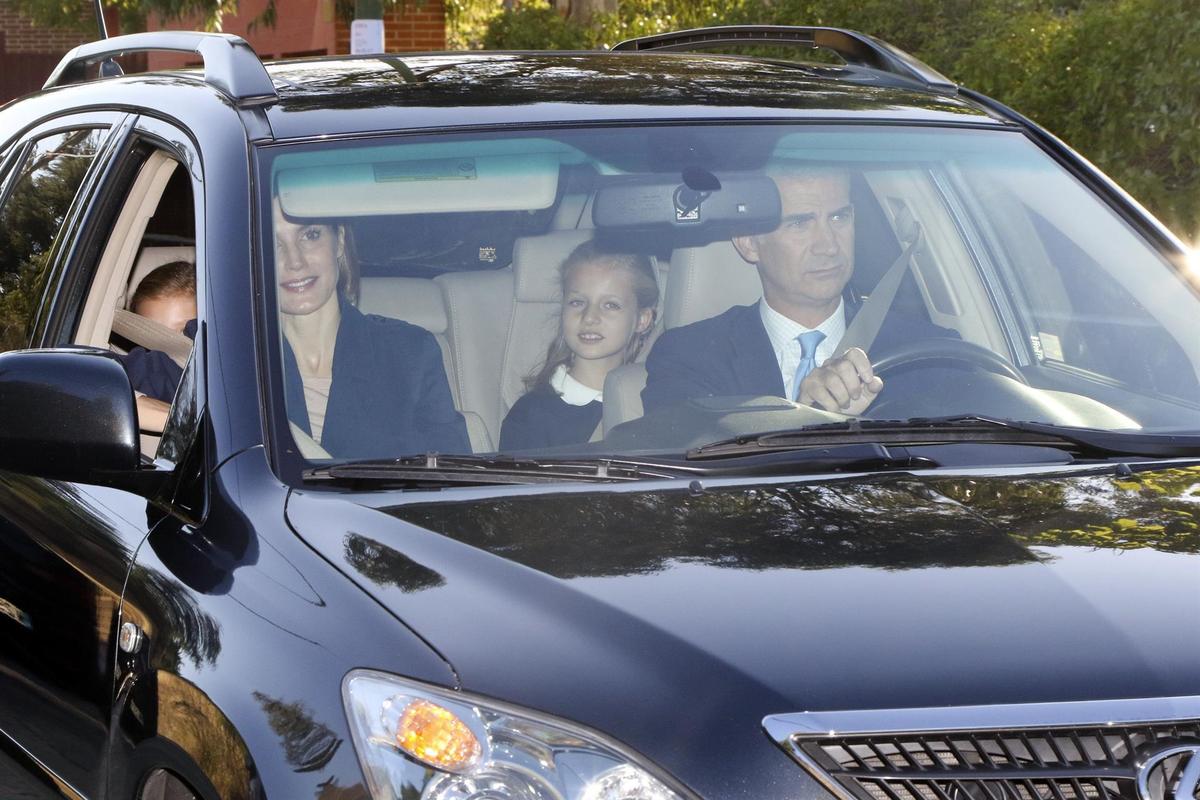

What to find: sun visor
left=276, top=153, right=560, bottom=217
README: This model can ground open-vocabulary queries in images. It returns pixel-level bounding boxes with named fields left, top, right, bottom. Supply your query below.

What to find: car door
left=0, top=112, right=195, bottom=799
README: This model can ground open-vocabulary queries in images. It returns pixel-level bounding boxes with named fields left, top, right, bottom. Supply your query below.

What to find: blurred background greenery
left=16, top=0, right=1200, bottom=239
left=452, top=0, right=1200, bottom=242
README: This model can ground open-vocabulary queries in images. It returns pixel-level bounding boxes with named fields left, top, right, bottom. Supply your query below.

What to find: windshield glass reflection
left=261, top=124, right=1200, bottom=468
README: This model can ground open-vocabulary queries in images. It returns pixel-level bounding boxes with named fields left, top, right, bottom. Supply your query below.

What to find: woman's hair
left=525, top=240, right=659, bottom=391
left=337, top=224, right=361, bottom=305
left=131, top=260, right=195, bottom=311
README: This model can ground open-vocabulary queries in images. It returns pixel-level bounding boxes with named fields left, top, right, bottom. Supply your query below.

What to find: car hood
left=286, top=464, right=1200, bottom=798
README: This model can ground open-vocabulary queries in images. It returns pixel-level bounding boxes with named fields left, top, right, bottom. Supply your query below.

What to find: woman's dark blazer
left=284, top=302, right=470, bottom=458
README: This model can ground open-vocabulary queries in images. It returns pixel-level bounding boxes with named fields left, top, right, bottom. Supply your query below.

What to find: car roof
left=4, top=48, right=1008, bottom=146
left=257, top=51, right=1003, bottom=140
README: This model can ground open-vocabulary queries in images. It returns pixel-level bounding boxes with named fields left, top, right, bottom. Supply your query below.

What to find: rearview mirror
left=592, top=172, right=781, bottom=237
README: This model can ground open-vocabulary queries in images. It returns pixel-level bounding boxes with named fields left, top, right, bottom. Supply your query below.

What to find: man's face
left=733, top=170, right=854, bottom=323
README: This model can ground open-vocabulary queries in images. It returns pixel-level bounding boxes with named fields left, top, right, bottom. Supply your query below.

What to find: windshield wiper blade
left=303, top=453, right=690, bottom=486
left=688, top=415, right=1200, bottom=461
left=305, top=446, right=938, bottom=486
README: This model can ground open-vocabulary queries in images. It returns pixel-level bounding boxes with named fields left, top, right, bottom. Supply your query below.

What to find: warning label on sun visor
left=373, top=159, right=478, bottom=182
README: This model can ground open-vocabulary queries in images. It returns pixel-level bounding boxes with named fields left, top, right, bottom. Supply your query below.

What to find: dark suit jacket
left=284, top=303, right=470, bottom=458
left=642, top=297, right=952, bottom=412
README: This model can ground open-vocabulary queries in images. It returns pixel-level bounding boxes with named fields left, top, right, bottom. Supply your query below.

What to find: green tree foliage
left=483, top=0, right=590, bottom=49
left=478, top=0, right=1200, bottom=239
left=0, top=129, right=100, bottom=352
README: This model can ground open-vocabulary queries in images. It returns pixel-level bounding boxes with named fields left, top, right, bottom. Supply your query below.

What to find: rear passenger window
left=0, top=129, right=104, bottom=352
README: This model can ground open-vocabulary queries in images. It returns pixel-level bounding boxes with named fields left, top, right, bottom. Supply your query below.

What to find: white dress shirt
left=759, top=298, right=846, bottom=396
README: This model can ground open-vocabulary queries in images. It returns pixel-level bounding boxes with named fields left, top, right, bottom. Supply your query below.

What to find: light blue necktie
left=790, top=330, right=827, bottom=401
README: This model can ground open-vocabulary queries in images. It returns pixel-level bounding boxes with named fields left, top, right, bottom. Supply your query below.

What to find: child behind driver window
left=130, top=259, right=197, bottom=334
left=120, top=260, right=197, bottom=431
left=499, top=241, right=658, bottom=451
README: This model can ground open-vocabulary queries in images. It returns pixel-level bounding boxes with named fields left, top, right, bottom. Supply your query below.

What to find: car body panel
left=258, top=53, right=1001, bottom=139
left=286, top=462, right=1200, bottom=799
left=0, top=476, right=153, bottom=798
left=111, top=447, right=457, bottom=799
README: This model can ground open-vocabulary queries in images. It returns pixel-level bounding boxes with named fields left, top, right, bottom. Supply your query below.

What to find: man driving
left=642, top=164, right=945, bottom=414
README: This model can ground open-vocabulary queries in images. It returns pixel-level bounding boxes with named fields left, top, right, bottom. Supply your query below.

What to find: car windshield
left=258, top=123, right=1200, bottom=468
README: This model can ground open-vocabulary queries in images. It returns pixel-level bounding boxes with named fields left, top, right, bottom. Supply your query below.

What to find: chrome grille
left=763, top=698, right=1200, bottom=800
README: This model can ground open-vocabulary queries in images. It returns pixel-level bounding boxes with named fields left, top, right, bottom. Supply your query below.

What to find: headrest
left=126, top=245, right=196, bottom=308
left=665, top=240, right=762, bottom=329
left=358, top=277, right=449, bottom=334
left=512, top=230, right=593, bottom=302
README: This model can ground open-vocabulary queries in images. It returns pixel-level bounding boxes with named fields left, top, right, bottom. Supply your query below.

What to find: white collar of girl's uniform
left=551, top=364, right=603, bottom=406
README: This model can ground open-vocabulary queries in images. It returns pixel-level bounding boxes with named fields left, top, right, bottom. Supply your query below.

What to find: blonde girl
left=500, top=241, right=658, bottom=450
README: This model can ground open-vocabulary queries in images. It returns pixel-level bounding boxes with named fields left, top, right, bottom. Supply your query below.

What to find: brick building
left=1, top=0, right=446, bottom=104
left=0, top=1, right=99, bottom=104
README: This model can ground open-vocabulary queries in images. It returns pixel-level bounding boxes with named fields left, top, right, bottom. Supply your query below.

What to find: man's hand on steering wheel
left=797, top=347, right=883, bottom=416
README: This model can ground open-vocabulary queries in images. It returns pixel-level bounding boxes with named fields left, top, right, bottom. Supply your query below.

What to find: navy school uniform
left=500, top=385, right=603, bottom=451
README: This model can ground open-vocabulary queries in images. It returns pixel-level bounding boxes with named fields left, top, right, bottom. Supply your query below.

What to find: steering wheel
left=870, top=338, right=1028, bottom=385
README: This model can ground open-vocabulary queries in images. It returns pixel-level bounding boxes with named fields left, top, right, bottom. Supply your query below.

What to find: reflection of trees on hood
left=392, top=476, right=1042, bottom=579
left=393, top=466, right=1200, bottom=580
left=125, top=565, right=222, bottom=672
left=931, top=465, right=1200, bottom=554
left=344, top=533, right=445, bottom=592
left=155, top=671, right=258, bottom=800
left=253, top=692, right=342, bottom=773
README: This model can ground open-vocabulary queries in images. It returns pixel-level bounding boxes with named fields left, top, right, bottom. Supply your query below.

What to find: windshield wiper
left=688, top=415, right=1200, bottom=461
left=304, top=446, right=940, bottom=487
left=301, top=419, right=1200, bottom=489
left=303, top=453, right=696, bottom=486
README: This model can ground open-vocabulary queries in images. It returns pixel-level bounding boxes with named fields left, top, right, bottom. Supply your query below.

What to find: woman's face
left=273, top=200, right=341, bottom=317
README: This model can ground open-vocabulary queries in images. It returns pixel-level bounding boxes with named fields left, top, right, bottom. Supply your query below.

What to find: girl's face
left=562, top=260, right=654, bottom=371
left=273, top=200, right=342, bottom=317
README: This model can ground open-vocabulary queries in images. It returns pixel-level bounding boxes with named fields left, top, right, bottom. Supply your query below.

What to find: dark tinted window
left=0, top=129, right=104, bottom=351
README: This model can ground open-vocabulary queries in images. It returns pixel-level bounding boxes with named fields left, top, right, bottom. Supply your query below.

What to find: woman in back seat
left=273, top=200, right=469, bottom=458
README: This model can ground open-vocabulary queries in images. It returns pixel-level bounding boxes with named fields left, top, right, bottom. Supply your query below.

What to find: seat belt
left=111, top=309, right=193, bottom=368
left=290, top=421, right=332, bottom=459
left=832, top=221, right=924, bottom=359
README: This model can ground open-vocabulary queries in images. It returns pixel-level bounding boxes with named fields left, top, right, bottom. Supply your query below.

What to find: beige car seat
left=358, top=276, right=494, bottom=452
left=497, top=230, right=594, bottom=437
left=435, top=267, right=516, bottom=450
left=602, top=239, right=762, bottom=433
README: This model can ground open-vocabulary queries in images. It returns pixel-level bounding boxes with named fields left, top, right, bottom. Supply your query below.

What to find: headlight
left=343, top=669, right=692, bottom=800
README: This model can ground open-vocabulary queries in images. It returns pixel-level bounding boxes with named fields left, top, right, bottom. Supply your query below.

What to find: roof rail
left=43, top=31, right=278, bottom=107
left=610, top=25, right=956, bottom=93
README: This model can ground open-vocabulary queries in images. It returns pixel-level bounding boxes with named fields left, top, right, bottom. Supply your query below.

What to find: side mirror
left=0, top=348, right=143, bottom=484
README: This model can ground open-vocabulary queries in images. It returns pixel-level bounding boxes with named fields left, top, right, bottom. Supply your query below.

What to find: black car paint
left=286, top=464, right=1200, bottom=799
left=0, top=49, right=1197, bottom=800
